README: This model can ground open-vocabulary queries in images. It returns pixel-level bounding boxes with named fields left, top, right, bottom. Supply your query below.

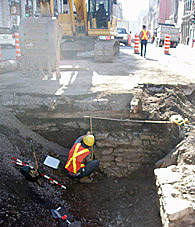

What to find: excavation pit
left=1, top=82, right=194, bottom=226
left=16, top=112, right=182, bottom=226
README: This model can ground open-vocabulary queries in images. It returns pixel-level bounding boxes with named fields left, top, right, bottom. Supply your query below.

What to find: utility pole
left=57, top=0, right=61, bottom=14
left=20, top=0, right=26, bottom=18
left=32, top=0, right=37, bottom=16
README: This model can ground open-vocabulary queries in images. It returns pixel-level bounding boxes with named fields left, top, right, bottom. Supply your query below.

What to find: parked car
left=0, top=27, right=15, bottom=48
left=115, top=28, right=129, bottom=46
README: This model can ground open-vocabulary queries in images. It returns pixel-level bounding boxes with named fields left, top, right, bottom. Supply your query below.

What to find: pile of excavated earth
left=0, top=57, right=195, bottom=226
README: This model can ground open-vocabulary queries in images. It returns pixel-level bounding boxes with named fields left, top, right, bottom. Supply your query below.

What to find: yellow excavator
left=19, top=0, right=119, bottom=75
left=58, top=0, right=119, bottom=62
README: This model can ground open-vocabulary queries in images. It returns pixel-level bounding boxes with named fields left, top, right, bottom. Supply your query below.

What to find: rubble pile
left=140, top=84, right=195, bottom=227
left=155, top=165, right=195, bottom=227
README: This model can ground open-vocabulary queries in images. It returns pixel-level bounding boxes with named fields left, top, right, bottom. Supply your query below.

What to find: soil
left=0, top=104, right=162, bottom=227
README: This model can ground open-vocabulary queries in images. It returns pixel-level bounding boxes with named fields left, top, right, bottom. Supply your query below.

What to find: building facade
left=181, top=0, right=195, bottom=44
left=147, top=0, right=195, bottom=44
left=148, top=0, right=160, bottom=35
left=159, top=0, right=171, bottom=23
left=0, top=0, right=11, bottom=28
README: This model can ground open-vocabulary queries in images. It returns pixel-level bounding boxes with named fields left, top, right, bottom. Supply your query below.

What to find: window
left=117, top=28, right=127, bottom=34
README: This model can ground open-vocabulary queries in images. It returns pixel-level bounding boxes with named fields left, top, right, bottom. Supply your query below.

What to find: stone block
left=150, top=140, right=157, bottom=146
left=127, top=165, right=139, bottom=172
left=127, top=162, right=142, bottom=168
left=113, top=148, right=130, bottom=154
left=78, top=122, right=88, bottom=130
left=62, top=121, right=78, bottom=129
left=101, top=148, right=113, bottom=155
left=96, top=138, right=118, bottom=148
left=95, top=132, right=109, bottom=140
left=100, top=162, right=111, bottom=169
left=105, top=167, right=123, bottom=178
left=144, top=149, right=156, bottom=155
left=49, top=127, right=58, bottom=132
left=115, top=156, right=123, bottom=162
left=155, top=165, right=195, bottom=227
left=101, top=155, right=115, bottom=162
left=126, top=132, right=133, bottom=139
left=154, top=167, right=182, bottom=184
left=132, top=132, right=140, bottom=137
left=131, top=138, right=142, bottom=146
left=165, top=198, right=193, bottom=221
left=117, top=139, right=131, bottom=146
left=142, top=140, right=150, bottom=146
left=125, top=152, right=141, bottom=161
left=139, top=134, right=153, bottom=140
left=116, top=162, right=126, bottom=167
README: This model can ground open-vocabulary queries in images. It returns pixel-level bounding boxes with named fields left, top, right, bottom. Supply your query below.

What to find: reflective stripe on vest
left=141, top=30, right=148, bottom=40
left=65, top=143, right=91, bottom=174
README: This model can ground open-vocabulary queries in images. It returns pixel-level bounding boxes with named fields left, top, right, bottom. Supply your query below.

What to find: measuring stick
left=11, top=157, right=66, bottom=190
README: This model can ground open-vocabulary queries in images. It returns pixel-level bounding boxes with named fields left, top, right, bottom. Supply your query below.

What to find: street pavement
left=120, top=43, right=195, bottom=86
left=0, top=43, right=194, bottom=97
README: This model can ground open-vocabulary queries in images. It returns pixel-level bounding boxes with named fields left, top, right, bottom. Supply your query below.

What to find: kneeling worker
left=65, top=132, right=99, bottom=183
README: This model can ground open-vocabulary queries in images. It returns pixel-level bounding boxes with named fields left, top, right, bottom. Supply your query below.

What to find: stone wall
left=93, top=120, right=178, bottom=177
left=154, top=165, right=195, bottom=227
left=22, top=117, right=181, bottom=177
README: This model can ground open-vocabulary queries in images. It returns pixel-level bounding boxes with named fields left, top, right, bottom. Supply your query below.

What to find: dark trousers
left=77, top=160, right=99, bottom=179
left=67, top=160, right=99, bottom=179
left=141, top=40, right=148, bottom=56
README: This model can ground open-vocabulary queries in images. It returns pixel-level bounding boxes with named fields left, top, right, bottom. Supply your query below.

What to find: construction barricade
left=164, top=34, right=171, bottom=55
left=134, top=34, right=139, bottom=54
left=128, top=34, right=132, bottom=46
left=0, top=45, right=2, bottom=62
left=192, top=39, right=195, bottom=48
left=15, top=33, right=21, bottom=60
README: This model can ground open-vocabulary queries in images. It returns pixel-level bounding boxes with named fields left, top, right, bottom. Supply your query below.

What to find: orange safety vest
left=65, top=143, right=91, bottom=174
left=141, top=30, right=149, bottom=40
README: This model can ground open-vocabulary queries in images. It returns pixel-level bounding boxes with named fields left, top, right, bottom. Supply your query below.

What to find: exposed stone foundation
left=154, top=165, right=195, bottom=227
left=94, top=121, right=179, bottom=177
left=21, top=117, right=181, bottom=177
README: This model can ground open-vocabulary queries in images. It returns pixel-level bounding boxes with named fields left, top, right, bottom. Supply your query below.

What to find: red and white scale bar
left=40, top=173, right=66, bottom=190
left=11, top=157, right=66, bottom=190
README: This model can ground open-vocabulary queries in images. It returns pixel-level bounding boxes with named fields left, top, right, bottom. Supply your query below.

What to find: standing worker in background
left=65, top=132, right=99, bottom=183
left=139, top=25, right=150, bottom=57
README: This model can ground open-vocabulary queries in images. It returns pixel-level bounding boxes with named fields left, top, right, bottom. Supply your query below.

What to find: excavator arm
left=39, top=0, right=54, bottom=17
left=73, top=0, right=88, bottom=33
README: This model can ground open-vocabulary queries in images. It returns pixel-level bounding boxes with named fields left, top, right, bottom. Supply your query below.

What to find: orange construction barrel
left=164, top=34, right=171, bottom=55
left=134, top=34, right=139, bottom=54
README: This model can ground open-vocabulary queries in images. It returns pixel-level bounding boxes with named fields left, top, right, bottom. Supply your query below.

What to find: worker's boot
left=79, top=176, right=93, bottom=184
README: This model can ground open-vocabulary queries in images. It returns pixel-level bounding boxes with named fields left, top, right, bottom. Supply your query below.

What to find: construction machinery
left=19, top=0, right=62, bottom=77
left=59, top=0, right=119, bottom=62
left=19, top=0, right=119, bottom=76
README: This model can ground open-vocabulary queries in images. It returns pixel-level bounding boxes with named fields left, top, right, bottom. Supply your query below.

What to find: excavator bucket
left=19, top=17, right=62, bottom=77
left=94, top=39, right=120, bottom=63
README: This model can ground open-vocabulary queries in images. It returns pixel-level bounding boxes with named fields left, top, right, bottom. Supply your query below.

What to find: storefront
left=10, top=0, right=20, bottom=27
